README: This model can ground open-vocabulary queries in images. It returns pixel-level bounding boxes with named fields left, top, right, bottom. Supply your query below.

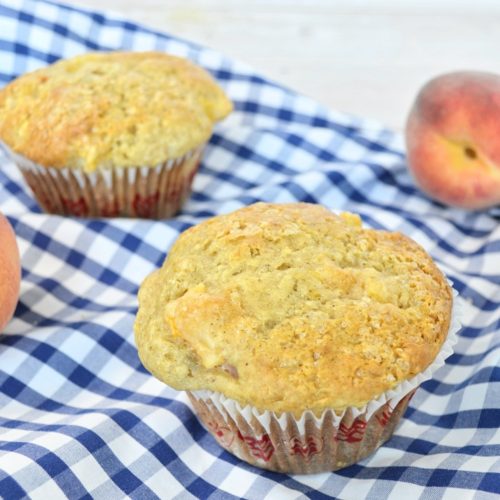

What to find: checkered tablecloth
left=0, top=0, right=499, bottom=498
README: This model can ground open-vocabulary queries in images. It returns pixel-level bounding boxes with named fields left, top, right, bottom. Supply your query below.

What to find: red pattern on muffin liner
left=188, top=389, right=416, bottom=473
left=188, top=288, right=462, bottom=474
left=3, top=143, right=204, bottom=218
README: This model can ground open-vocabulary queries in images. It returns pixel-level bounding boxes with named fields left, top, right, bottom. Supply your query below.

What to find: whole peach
left=405, top=71, right=500, bottom=209
left=0, top=213, right=20, bottom=333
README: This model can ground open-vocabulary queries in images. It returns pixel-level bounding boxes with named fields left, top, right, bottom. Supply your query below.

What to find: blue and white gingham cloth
left=0, top=0, right=498, bottom=498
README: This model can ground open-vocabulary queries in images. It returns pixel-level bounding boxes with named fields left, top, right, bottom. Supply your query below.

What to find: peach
left=0, top=212, right=20, bottom=333
left=405, top=71, right=500, bottom=209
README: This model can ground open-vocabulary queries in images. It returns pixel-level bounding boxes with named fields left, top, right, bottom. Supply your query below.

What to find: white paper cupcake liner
left=2, top=142, right=204, bottom=218
left=188, top=285, right=462, bottom=473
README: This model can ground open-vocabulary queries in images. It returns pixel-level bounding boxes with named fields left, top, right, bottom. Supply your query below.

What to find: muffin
left=0, top=51, right=232, bottom=218
left=134, top=202, right=458, bottom=473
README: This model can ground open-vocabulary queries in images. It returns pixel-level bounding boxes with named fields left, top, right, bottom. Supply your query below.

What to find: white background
left=72, top=0, right=500, bottom=130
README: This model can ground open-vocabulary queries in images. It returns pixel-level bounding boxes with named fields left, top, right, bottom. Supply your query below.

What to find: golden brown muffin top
left=135, top=202, right=452, bottom=415
left=0, top=51, right=232, bottom=172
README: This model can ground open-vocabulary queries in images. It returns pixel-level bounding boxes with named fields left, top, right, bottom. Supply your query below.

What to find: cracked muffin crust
left=135, top=202, right=452, bottom=414
left=0, top=51, right=232, bottom=172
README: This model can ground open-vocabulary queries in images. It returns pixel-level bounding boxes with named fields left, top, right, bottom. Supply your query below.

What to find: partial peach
left=406, top=71, right=500, bottom=209
left=0, top=213, right=20, bottom=333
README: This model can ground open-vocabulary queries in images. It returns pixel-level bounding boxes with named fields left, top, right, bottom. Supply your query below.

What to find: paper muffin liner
left=188, top=286, right=462, bottom=474
left=2, top=143, right=204, bottom=218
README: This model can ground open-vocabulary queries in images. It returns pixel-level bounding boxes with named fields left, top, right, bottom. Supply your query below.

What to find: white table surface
left=71, top=0, right=500, bottom=131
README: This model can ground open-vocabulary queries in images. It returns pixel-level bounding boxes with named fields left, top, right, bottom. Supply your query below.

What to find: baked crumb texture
left=135, top=203, right=452, bottom=414
left=0, top=51, right=232, bottom=172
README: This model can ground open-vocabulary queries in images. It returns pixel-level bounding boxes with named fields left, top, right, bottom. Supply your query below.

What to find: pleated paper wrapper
left=3, top=143, right=204, bottom=219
